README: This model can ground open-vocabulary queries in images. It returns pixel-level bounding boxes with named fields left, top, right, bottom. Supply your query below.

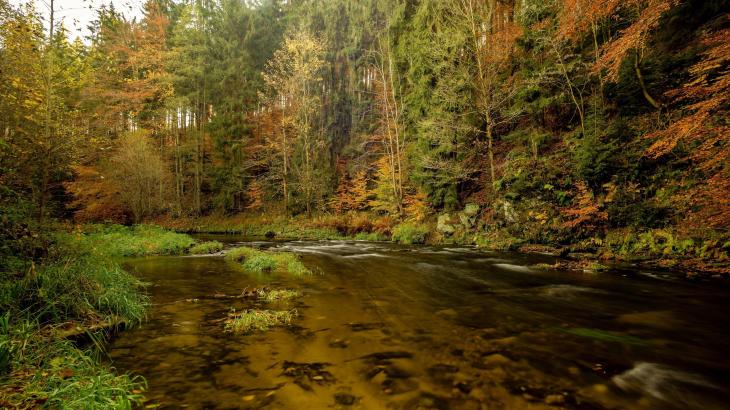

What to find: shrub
left=391, top=222, right=429, bottom=244
left=188, top=241, right=224, bottom=255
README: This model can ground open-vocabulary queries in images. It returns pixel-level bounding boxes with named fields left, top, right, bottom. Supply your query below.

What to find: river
left=109, top=238, right=730, bottom=409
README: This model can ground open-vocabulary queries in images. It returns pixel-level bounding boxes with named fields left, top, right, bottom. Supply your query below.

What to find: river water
left=109, top=238, right=730, bottom=409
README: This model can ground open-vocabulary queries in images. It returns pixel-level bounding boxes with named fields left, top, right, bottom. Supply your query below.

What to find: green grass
left=77, top=224, right=195, bottom=257
left=257, top=288, right=300, bottom=302
left=354, top=232, right=389, bottom=241
left=0, top=320, right=145, bottom=409
left=391, top=222, right=429, bottom=244
left=188, top=240, right=224, bottom=255
left=224, top=309, right=297, bottom=334
left=0, top=223, right=150, bottom=407
left=225, top=247, right=311, bottom=276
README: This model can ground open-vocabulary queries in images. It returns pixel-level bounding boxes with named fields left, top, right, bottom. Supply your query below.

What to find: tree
left=262, top=27, right=328, bottom=215
left=109, top=131, right=172, bottom=223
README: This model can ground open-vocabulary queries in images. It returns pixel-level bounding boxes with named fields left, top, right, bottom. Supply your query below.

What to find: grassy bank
left=0, top=222, right=196, bottom=407
left=155, top=212, right=729, bottom=276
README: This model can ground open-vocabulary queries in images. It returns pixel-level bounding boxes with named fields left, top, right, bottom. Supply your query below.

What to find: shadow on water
left=109, top=237, right=730, bottom=409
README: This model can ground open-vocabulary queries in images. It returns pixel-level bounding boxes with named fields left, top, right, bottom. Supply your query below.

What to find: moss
left=188, top=240, right=224, bottom=255
left=224, top=309, right=297, bottom=334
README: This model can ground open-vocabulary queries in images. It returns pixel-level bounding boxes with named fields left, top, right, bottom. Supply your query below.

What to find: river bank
left=151, top=213, right=730, bottom=279
left=0, top=223, right=194, bottom=407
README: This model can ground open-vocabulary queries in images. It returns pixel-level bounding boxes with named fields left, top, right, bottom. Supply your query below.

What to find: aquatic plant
left=257, top=288, right=301, bottom=302
left=224, top=309, right=297, bottom=334
left=188, top=240, right=225, bottom=255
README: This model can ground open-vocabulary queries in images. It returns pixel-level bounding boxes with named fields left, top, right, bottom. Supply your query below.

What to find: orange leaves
left=330, top=161, right=370, bottom=213
left=63, top=165, right=128, bottom=223
left=646, top=23, right=729, bottom=161
left=403, top=190, right=429, bottom=222
left=561, top=182, right=607, bottom=230
left=593, top=0, right=680, bottom=79
left=246, top=179, right=264, bottom=211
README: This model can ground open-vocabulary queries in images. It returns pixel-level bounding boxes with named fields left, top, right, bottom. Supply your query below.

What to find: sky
left=9, top=0, right=145, bottom=41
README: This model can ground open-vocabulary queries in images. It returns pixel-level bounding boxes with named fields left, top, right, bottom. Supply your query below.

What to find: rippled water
left=109, top=238, right=730, bottom=409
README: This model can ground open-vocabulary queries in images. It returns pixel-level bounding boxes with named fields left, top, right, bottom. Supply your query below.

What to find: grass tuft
left=188, top=240, right=224, bottom=255
left=224, top=309, right=297, bottom=334
left=225, top=247, right=311, bottom=275
left=257, top=288, right=300, bottom=303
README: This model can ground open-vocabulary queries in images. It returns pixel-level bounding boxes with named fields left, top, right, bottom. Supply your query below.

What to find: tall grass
left=0, top=224, right=153, bottom=407
left=0, top=319, right=145, bottom=409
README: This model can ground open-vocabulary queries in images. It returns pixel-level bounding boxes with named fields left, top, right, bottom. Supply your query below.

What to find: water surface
left=110, top=239, right=730, bottom=409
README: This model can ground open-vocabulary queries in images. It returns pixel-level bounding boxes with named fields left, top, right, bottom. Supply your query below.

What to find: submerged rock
left=281, top=361, right=335, bottom=390
left=334, top=393, right=357, bottom=406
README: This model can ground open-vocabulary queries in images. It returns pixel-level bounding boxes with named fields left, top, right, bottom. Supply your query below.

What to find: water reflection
left=109, top=239, right=730, bottom=409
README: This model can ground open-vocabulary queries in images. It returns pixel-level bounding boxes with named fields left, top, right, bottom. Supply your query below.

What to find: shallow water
left=109, top=238, right=730, bottom=409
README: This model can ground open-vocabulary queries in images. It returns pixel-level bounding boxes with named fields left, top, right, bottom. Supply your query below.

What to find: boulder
left=437, top=213, right=456, bottom=235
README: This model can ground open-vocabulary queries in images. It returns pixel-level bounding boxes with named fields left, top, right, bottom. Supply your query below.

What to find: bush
left=391, top=222, right=429, bottom=244
left=188, top=240, right=224, bottom=255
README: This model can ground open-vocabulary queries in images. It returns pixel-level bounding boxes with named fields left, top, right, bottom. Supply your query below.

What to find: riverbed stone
left=334, top=393, right=357, bottom=406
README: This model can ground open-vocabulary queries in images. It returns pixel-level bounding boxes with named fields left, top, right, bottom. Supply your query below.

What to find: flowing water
left=109, top=238, right=730, bottom=409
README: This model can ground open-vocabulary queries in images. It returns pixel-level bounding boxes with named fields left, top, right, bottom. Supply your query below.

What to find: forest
left=1, top=0, right=729, bottom=407
left=2, top=0, right=729, bottom=264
